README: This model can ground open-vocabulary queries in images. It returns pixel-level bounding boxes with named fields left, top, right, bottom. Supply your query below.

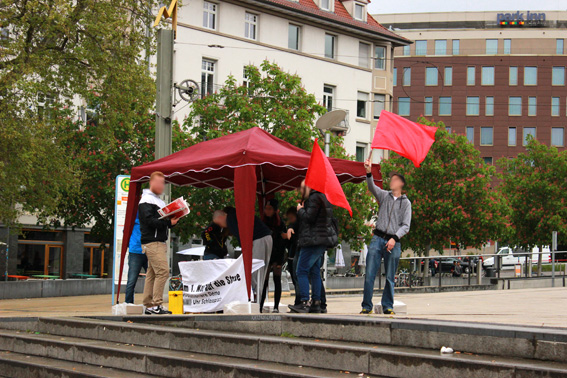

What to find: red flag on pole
left=305, top=139, right=352, bottom=217
left=371, top=110, right=437, bottom=167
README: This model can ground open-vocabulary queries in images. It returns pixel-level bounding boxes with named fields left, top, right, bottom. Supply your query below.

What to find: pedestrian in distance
left=125, top=214, right=147, bottom=304
left=361, top=160, right=412, bottom=315
left=213, top=206, right=273, bottom=312
left=289, top=180, right=337, bottom=314
left=139, top=171, right=179, bottom=315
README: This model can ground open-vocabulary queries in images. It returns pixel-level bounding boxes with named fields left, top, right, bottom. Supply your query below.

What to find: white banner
left=179, top=256, right=264, bottom=313
left=113, top=175, right=130, bottom=286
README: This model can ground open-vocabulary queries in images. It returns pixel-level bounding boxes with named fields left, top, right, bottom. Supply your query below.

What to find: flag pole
left=367, top=148, right=374, bottom=162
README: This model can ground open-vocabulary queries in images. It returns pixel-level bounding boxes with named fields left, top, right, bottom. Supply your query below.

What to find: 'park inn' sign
left=497, top=11, right=546, bottom=26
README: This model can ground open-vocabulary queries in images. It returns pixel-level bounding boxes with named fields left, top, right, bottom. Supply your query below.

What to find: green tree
left=0, top=0, right=159, bottom=228
left=175, top=61, right=373, bottom=250
left=497, top=137, right=567, bottom=275
left=380, top=118, right=508, bottom=267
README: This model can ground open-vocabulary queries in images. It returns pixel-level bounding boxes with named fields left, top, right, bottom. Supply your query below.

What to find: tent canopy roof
left=132, top=127, right=381, bottom=195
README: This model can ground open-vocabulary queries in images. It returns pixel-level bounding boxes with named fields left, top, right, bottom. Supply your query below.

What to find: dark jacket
left=138, top=189, right=173, bottom=244
left=201, top=223, right=228, bottom=259
left=262, top=214, right=287, bottom=265
left=297, top=190, right=338, bottom=248
left=224, top=207, right=271, bottom=244
left=286, top=221, right=299, bottom=260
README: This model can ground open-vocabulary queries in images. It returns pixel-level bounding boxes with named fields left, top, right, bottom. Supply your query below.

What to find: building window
left=551, top=97, right=560, bottom=116
left=483, top=157, right=493, bottom=165
left=242, top=67, right=249, bottom=88
left=481, top=66, right=495, bottom=85
left=446, top=126, right=452, bottom=134
left=485, top=96, right=494, bottom=116
left=373, top=94, right=385, bottom=119
left=320, top=0, right=331, bottom=11
left=357, top=92, right=368, bottom=119
left=551, top=128, right=565, bottom=147
left=528, top=96, right=537, bottom=116
left=393, top=68, right=397, bottom=86
left=424, top=97, right=433, bottom=116
left=503, top=39, right=511, bottom=54
left=244, top=12, right=258, bottom=40
left=508, top=127, right=517, bottom=146
left=524, top=66, right=537, bottom=85
left=415, top=40, right=427, bottom=55
left=466, top=126, right=474, bottom=144
left=557, top=39, right=564, bottom=54
left=523, top=127, right=536, bottom=145
left=355, top=143, right=367, bottom=162
left=467, top=66, right=475, bottom=86
left=201, top=59, right=215, bottom=96
left=203, top=1, right=217, bottom=30
left=374, top=46, right=386, bottom=70
left=398, top=97, right=410, bottom=116
left=509, top=66, right=518, bottom=85
left=288, top=24, right=300, bottom=50
left=508, top=96, right=522, bottom=116
left=402, top=67, right=411, bottom=86
left=434, top=40, right=447, bottom=55
left=354, top=3, right=365, bottom=21
left=439, top=97, right=452, bottom=116
left=323, top=85, right=334, bottom=112
left=480, top=127, right=493, bottom=146
left=358, top=42, right=370, bottom=68
left=444, top=67, right=452, bottom=86
left=402, top=45, right=410, bottom=56
left=425, top=67, right=438, bottom=86
left=552, top=67, right=565, bottom=86
left=466, top=97, right=480, bottom=116
left=452, top=39, right=460, bottom=55
left=486, top=39, right=498, bottom=54
left=325, top=34, right=336, bottom=59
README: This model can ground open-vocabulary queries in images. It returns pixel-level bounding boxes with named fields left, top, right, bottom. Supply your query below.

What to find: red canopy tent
left=116, top=127, right=381, bottom=302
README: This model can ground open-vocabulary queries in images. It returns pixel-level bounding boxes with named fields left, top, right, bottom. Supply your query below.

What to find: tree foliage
left=0, top=0, right=159, bottom=228
left=497, top=137, right=567, bottom=249
left=380, top=118, right=508, bottom=255
left=175, top=61, right=373, bottom=250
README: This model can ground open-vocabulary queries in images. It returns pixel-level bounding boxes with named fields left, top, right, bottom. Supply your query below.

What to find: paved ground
left=0, top=287, right=565, bottom=328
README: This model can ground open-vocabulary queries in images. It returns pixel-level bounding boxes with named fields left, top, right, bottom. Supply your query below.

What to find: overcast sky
left=368, top=0, right=566, bottom=15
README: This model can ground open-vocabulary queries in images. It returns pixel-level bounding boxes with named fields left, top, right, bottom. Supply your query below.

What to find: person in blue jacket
left=125, top=214, right=148, bottom=304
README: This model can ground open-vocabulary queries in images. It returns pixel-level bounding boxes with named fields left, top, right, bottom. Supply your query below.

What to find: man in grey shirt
left=361, top=159, right=412, bottom=315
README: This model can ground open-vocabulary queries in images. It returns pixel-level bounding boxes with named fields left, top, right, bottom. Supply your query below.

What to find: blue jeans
left=125, top=253, right=148, bottom=304
left=362, top=235, right=401, bottom=311
left=296, top=245, right=326, bottom=302
left=204, top=254, right=221, bottom=260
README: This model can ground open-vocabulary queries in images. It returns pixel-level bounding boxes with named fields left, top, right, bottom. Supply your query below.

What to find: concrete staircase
left=0, top=314, right=565, bottom=377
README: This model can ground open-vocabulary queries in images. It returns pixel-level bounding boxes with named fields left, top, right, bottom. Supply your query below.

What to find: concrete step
left=0, top=330, right=378, bottom=378
left=0, top=350, right=153, bottom=378
left=5, top=317, right=567, bottom=378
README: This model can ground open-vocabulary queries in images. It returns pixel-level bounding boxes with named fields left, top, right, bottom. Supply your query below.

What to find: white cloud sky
left=368, top=0, right=566, bottom=15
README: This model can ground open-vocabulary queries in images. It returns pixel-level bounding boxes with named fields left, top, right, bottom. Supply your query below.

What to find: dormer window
left=354, top=2, right=365, bottom=21
left=319, top=0, right=333, bottom=12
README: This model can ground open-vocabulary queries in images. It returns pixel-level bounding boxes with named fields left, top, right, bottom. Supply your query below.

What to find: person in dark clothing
left=284, top=207, right=301, bottom=306
left=453, top=261, right=463, bottom=277
left=289, top=180, right=337, bottom=314
left=260, top=199, right=287, bottom=313
left=201, top=222, right=228, bottom=260
left=125, top=214, right=147, bottom=304
left=213, top=206, right=272, bottom=311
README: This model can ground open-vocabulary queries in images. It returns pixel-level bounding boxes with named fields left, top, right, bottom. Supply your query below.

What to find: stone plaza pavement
left=0, top=287, right=565, bottom=327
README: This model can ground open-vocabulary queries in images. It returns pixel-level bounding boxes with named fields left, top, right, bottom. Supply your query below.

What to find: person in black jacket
left=260, top=199, right=287, bottom=313
left=284, top=207, right=301, bottom=307
left=201, top=222, right=228, bottom=260
left=289, top=180, right=337, bottom=314
left=138, top=171, right=178, bottom=315
left=213, top=206, right=272, bottom=311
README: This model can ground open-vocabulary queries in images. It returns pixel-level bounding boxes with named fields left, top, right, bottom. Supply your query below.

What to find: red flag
left=305, top=139, right=352, bottom=217
left=371, top=110, right=437, bottom=167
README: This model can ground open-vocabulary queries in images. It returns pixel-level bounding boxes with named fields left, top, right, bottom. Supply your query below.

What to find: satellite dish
left=177, top=79, right=200, bottom=102
left=316, top=109, right=348, bottom=131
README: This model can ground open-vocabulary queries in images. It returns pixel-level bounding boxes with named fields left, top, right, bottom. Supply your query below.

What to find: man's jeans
left=361, top=235, right=401, bottom=311
left=125, top=253, right=148, bottom=304
left=204, top=254, right=221, bottom=261
left=297, top=245, right=326, bottom=302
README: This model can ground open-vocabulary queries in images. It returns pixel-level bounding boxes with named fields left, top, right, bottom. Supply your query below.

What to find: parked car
left=483, top=246, right=551, bottom=268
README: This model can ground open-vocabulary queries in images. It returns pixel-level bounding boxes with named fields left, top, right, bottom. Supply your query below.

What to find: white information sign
left=178, top=256, right=264, bottom=313
left=112, top=175, right=130, bottom=288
